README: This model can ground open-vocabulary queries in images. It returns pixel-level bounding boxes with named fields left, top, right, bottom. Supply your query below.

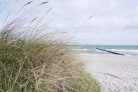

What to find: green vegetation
left=0, top=1, right=101, bottom=92
left=0, top=24, right=101, bottom=92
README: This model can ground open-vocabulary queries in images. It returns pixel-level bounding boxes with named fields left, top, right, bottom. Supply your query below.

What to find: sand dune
left=80, top=54, right=138, bottom=92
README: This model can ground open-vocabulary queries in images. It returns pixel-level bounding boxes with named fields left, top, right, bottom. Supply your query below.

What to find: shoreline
left=79, top=53, right=138, bottom=92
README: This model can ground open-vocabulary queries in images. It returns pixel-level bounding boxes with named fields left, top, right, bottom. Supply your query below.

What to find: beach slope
left=80, top=54, right=138, bottom=92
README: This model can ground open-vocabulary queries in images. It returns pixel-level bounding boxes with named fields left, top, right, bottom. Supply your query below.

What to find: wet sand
left=80, top=54, right=138, bottom=92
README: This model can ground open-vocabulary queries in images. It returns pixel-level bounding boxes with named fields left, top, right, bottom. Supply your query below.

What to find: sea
left=74, top=45, right=138, bottom=56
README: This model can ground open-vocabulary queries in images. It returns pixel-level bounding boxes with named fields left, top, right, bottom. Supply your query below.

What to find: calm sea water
left=74, top=45, right=138, bottom=55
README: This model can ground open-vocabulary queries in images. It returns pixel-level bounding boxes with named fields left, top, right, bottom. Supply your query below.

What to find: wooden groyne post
left=96, top=48, right=125, bottom=56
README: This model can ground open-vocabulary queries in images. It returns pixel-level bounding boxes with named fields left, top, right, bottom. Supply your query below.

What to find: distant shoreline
left=73, top=45, right=138, bottom=56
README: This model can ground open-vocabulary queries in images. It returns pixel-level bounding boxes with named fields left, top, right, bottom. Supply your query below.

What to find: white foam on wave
left=72, top=49, right=89, bottom=51
left=107, top=49, right=138, bottom=54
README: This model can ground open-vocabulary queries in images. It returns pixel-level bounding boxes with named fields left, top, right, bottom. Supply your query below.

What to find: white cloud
left=0, top=0, right=138, bottom=44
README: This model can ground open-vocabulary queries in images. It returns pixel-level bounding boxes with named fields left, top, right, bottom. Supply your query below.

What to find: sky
left=0, top=0, right=138, bottom=45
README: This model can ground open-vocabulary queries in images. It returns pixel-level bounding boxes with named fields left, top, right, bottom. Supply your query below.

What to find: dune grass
left=0, top=24, right=101, bottom=92
left=0, top=1, right=101, bottom=92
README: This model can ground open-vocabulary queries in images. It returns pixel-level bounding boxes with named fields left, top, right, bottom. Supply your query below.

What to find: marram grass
left=0, top=26, right=101, bottom=92
left=0, top=1, right=101, bottom=91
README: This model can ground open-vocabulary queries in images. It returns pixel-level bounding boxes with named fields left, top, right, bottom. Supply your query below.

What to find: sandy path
left=80, top=54, right=138, bottom=92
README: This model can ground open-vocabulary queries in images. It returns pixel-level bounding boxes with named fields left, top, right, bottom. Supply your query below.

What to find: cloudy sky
left=0, top=0, right=138, bottom=45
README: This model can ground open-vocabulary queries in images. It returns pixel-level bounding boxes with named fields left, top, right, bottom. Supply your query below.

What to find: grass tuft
left=0, top=1, right=101, bottom=92
left=0, top=21, right=101, bottom=92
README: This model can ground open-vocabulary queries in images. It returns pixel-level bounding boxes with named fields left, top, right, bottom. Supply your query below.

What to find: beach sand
left=79, top=54, right=138, bottom=92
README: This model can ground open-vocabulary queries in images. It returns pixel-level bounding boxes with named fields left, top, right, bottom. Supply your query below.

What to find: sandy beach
left=80, top=54, right=138, bottom=92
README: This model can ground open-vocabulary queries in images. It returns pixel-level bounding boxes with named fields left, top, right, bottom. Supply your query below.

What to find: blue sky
left=0, top=0, right=138, bottom=45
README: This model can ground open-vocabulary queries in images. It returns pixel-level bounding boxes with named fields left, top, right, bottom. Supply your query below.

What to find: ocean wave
left=73, top=48, right=138, bottom=55
left=107, top=49, right=138, bottom=54
left=73, top=49, right=90, bottom=51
